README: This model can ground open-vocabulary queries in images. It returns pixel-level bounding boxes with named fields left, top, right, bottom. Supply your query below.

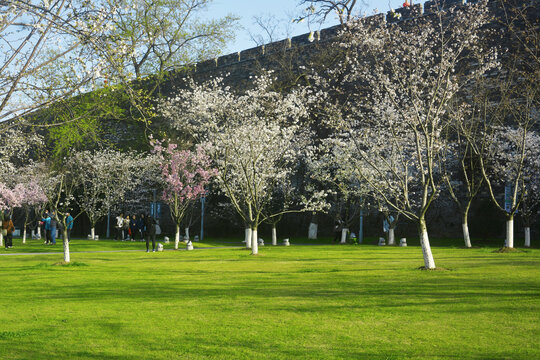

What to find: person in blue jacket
left=50, top=211, right=57, bottom=245
left=41, top=211, right=51, bottom=245
left=65, top=212, right=74, bottom=242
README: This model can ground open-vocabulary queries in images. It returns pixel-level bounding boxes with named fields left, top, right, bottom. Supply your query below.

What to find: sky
left=207, top=0, right=409, bottom=54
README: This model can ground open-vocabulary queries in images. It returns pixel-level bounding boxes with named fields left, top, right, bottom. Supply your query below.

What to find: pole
left=200, top=196, right=205, bottom=241
left=106, top=209, right=110, bottom=238
left=153, top=189, right=157, bottom=218
left=359, top=207, right=364, bottom=244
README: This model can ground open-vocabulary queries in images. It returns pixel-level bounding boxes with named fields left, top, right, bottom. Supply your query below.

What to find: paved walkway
left=0, top=246, right=243, bottom=256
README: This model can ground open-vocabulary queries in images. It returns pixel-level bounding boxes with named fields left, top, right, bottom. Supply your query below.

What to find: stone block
left=319, top=25, right=341, bottom=39
left=217, top=52, right=240, bottom=66
left=264, top=39, right=291, bottom=54
left=239, top=46, right=264, bottom=61
left=196, top=58, right=217, bottom=73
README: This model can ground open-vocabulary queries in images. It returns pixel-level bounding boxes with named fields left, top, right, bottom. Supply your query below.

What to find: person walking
left=333, top=219, right=343, bottom=243
left=50, top=211, right=57, bottom=245
left=115, top=213, right=124, bottom=240
left=65, top=212, right=74, bottom=242
left=3, top=215, right=14, bottom=249
left=129, top=215, right=137, bottom=242
left=42, top=211, right=51, bottom=245
left=137, top=214, right=145, bottom=241
left=145, top=215, right=157, bottom=252
left=123, top=215, right=130, bottom=240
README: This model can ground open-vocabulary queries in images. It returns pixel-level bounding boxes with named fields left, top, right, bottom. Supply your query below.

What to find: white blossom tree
left=70, top=148, right=145, bottom=239
left=312, top=1, right=498, bottom=268
left=45, top=170, right=76, bottom=263
left=441, top=106, right=485, bottom=248
left=475, top=126, right=540, bottom=248
left=461, top=0, right=540, bottom=249
left=161, top=74, right=322, bottom=254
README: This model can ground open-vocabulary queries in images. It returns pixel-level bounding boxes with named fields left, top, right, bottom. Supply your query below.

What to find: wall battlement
left=190, top=0, right=519, bottom=75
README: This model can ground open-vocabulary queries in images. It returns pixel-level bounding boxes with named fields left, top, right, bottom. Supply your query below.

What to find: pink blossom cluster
left=0, top=181, right=47, bottom=210
left=152, top=139, right=217, bottom=204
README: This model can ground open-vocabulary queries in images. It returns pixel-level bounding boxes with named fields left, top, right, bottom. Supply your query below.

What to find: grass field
left=0, top=238, right=538, bottom=359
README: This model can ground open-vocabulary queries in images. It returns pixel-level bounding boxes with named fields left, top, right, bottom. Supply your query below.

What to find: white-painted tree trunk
left=63, top=229, right=70, bottom=263
left=23, top=228, right=27, bottom=244
left=340, top=228, right=348, bottom=244
left=272, top=226, right=277, bottom=246
left=419, top=218, right=436, bottom=269
left=308, top=222, right=318, bottom=240
left=185, top=227, right=190, bottom=240
left=174, top=224, right=180, bottom=250
left=245, top=227, right=252, bottom=249
left=524, top=227, right=531, bottom=248
left=37, top=227, right=41, bottom=238
left=506, top=217, right=514, bottom=248
left=462, top=222, right=472, bottom=248
left=0, top=232, right=3, bottom=247
left=251, top=228, right=258, bottom=255
left=91, top=227, right=95, bottom=240
left=388, top=228, right=395, bottom=245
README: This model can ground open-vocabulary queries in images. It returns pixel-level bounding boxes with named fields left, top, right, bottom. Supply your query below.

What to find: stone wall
left=148, top=0, right=539, bottom=242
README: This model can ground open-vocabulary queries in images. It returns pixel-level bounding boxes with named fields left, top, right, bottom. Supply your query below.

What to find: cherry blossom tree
left=18, top=181, right=48, bottom=244
left=162, top=74, right=322, bottom=254
left=312, top=1, right=498, bottom=268
left=47, top=170, right=77, bottom=263
left=152, top=139, right=216, bottom=250
left=460, top=0, right=540, bottom=249
left=441, top=107, right=485, bottom=248
left=476, top=127, right=540, bottom=248
left=70, top=149, right=145, bottom=239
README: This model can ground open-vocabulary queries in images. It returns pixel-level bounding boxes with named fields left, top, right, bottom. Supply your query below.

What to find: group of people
left=40, top=210, right=74, bottom=245
left=115, top=213, right=157, bottom=252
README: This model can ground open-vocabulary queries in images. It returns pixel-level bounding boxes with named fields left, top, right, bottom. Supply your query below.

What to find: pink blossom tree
left=0, top=183, right=23, bottom=247
left=152, top=139, right=216, bottom=249
left=18, top=181, right=48, bottom=244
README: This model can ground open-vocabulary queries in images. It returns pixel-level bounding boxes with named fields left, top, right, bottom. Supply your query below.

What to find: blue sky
left=208, top=0, right=408, bottom=53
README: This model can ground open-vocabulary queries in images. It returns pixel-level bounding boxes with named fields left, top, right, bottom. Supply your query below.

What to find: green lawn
left=0, top=240, right=538, bottom=359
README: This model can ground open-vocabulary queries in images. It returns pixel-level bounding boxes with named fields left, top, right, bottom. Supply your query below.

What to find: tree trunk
left=185, top=227, right=190, bottom=240
left=91, top=227, right=95, bottom=240
left=0, top=233, right=3, bottom=247
left=23, top=228, right=27, bottom=244
left=251, top=227, right=258, bottom=255
left=506, top=216, right=514, bottom=248
left=524, top=227, right=530, bottom=248
left=174, top=224, right=180, bottom=250
left=388, top=228, right=395, bottom=245
left=245, top=227, right=252, bottom=249
left=63, top=229, right=70, bottom=263
left=37, top=226, right=41, bottom=238
left=418, top=218, right=436, bottom=269
left=272, top=225, right=277, bottom=246
left=461, top=206, right=472, bottom=248
left=462, top=222, right=472, bottom=248
left=340, top=228, right=348, bottom=244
